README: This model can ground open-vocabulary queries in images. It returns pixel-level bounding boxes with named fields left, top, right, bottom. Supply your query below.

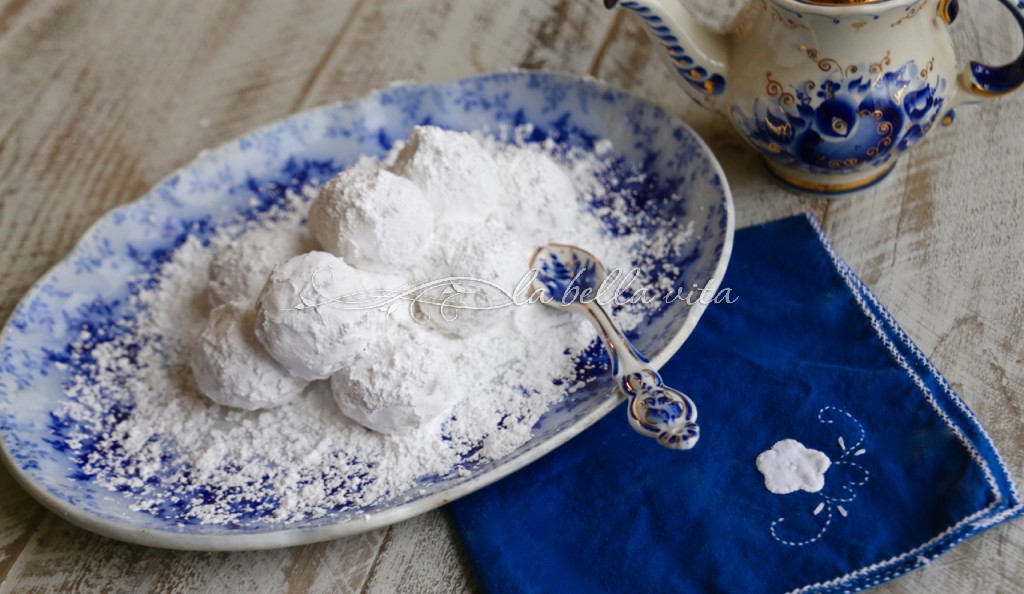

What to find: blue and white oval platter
left=0, top=72, right=733, bottom=550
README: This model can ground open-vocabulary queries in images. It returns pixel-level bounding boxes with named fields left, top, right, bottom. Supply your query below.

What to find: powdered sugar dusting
left=51, top=128, right=692, bottom=526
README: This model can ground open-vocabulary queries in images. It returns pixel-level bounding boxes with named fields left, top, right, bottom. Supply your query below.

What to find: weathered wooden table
left=1, top=0, right=1021, bottom=591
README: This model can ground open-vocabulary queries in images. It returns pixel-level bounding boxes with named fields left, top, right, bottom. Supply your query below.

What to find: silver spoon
left=530, top=243, right=700, bottom=450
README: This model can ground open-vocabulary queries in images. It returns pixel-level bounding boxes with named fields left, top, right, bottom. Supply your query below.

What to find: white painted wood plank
left=361, top=511, right=476, bottom=594
left=297, top=0, right=617, bottom=108
left=0, top=511, right=385, bottom=594
left=0, top=466, right=45, bottom=584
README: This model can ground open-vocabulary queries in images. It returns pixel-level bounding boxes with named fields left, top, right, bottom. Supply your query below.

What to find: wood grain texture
left=0, top=512, right=385, bottom=594
left=360, top=512, right=477, bottom=594
left=0, top=466, right=45, bottom=585
left=0, top=0, right=1022, bottom=592
left=296, top=0, right=615, bottom=108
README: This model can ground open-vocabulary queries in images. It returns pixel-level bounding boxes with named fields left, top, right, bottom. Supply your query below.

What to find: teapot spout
left=605, top=0, right=731, bottom=111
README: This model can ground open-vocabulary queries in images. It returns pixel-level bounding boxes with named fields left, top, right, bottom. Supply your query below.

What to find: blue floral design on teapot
left=733, top=51, right=947, bottom=180
left=605, top=0, right=1024, bottom=194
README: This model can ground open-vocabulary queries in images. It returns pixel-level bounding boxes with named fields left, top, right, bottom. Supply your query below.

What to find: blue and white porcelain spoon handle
left=530, top=243, right=700, bottom=450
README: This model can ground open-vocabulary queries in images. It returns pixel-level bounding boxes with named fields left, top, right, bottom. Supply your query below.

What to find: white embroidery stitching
left=761, top=407, right=870, bottom=547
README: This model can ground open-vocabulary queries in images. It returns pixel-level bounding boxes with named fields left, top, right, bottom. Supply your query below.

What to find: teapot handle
left=950, top=0, right=1024, bottom=99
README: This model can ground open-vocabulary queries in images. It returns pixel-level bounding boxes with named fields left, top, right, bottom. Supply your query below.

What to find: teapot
left=605, top=0, right=1024, bottom=194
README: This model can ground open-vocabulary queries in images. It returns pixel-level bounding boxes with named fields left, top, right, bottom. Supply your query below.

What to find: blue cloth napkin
left=447, top=214, right=1021, bottom=593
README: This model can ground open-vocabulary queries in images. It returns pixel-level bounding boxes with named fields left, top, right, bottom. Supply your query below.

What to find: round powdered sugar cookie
left=190, top=302, right=308, bottom=410
left=493, top=146, right=578, bottom=240
left=208, top=227, right=313, bottom=307
left=255, top=251, right=378, bottom=381
left=331, top=324, right=461, bottom=434
left=411, top=219, right=529, bottom=338
left=390, top=125, right=503, bottom=219
left=309, top=167, right=435, bottom=272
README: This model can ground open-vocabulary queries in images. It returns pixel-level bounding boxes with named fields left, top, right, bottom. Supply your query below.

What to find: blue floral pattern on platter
left=0, top=72, right=732, bottom=548
left=731, top=55, right=948, bottom=175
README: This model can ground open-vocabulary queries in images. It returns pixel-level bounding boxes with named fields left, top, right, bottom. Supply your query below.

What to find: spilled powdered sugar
left=52, top=127, right=693, bottom=526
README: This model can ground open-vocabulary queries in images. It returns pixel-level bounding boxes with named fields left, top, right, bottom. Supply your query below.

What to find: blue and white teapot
left=606, top=0, right=1024, bottom=193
